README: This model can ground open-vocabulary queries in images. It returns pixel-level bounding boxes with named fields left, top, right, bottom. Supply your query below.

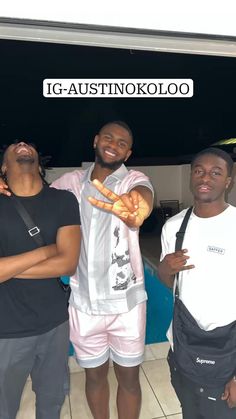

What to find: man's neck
left=193, top=200, right=229, bottom=218
left=91, top=162, right=119, bottom=183
left=7, top=173, right=43, bottom=197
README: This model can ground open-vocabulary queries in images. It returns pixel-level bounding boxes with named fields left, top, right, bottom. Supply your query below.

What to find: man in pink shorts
left=50, top=121, right=154, bottom=419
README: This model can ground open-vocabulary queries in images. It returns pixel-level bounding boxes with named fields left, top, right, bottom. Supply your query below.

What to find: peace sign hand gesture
left=88, top=179, right=152, bottom=228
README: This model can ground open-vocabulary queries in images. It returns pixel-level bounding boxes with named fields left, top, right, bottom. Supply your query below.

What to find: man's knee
left=114, top=364, right=140, bottom=393
left=85, top=362, right=109, bottom=390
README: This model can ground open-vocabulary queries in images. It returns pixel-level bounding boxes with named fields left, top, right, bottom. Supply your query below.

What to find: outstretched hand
left=0, top=178, right=11, bottom=196
left=88, top=179, right=151, bottom=228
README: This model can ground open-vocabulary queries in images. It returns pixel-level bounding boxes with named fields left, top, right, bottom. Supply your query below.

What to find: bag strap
left=175, top=206, right=193, bottom=297
left=175, top=207, right=193, bottom=252
left=11, top=195, right=45, bottom=247
left=11, top=194, right=70, bottom=292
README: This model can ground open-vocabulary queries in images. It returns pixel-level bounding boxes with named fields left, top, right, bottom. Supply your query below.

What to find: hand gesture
left=0, top=178, right=11, bottom=196
left=88, top=179, right=151, bottom=228
left=159, top=249, right=194, bottom=277
left=222, top=378, right=236, bottom=408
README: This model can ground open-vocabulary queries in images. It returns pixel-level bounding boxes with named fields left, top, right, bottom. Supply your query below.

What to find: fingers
left=222, top=381, right=236, bottom=408
left=176, top=250, right=195, bottom=271
left=0, top=185, right=11, bottom=196
left=87, top=196, right=130, bottom=218
left=221, top=392, right=228, bottom=401
left=129, top=189, right=140, bottom=209
left=92, top=179, right=120, bottom=202
left=90, top=180, right=139, bottom=218
left=180, top=264, right=195, bottom=271
left=87, top=196, right=114, bottom=212
left=163, top=249, right=195, bottom=274
left=119, top=193, right=138, bottom=215
left=174, top=249, right=190, bottom=264
left=223, top=394, right=236, bottom=409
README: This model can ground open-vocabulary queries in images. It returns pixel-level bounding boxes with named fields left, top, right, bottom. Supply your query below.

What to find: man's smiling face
left=1, top=142, right=39, bottom=176
left=94, top=123, right=132, bottom=171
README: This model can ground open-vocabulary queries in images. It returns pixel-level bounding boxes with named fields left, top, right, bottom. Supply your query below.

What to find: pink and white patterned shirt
left=52, top=164, right=154, bottom=315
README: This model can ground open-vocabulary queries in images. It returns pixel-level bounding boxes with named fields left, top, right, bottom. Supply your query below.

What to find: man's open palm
left=88, top=179, right=150, bottom=228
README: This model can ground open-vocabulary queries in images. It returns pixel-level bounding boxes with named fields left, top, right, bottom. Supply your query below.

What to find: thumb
left=221, top=388, right=229, bottom=400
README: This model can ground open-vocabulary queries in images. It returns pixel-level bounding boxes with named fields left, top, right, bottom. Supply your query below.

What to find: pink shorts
left=69, top=302, right=146, bottom=368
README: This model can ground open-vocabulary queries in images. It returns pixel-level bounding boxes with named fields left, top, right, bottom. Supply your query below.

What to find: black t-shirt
left=0, top=186, right=80, bottom=338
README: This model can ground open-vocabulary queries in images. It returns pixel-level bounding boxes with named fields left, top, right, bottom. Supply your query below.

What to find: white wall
left=46, top=167, right=81, bottom=184
left=181, top=164, right=193, bottom=207
left=46, top=162, right=236, bottom=207
left=129, top=165, right=182, bottom=208
left=0, top=1, right=235, bottom=37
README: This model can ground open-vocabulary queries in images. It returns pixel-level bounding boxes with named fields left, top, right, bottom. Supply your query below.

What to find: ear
left=39, top=165, right=42, bottom=175
left=1, top=162, right=6, bottom=175
left=124, top=149, right=132, bottom=162
left=93, top=135, right=99, bottom=149
left=226, top=176, right=232, bottom=189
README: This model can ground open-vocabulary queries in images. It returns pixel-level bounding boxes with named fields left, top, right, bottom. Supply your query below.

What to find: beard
left=16, top=155, right=35, bottom=164
left=95, top=148, right=125, bottom=171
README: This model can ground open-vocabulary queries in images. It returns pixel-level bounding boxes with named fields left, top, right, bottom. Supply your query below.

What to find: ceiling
left=0, top=38, right=236, bottom=166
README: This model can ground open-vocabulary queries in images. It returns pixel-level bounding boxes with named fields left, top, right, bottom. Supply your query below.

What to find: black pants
left=168, top=349, right=236, bottom=419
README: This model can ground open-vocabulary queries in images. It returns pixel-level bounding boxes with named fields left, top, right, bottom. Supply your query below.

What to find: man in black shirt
left=0, top=141, right=81, bottom=419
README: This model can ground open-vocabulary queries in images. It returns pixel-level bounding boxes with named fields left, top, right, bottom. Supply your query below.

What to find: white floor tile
left=69, top=371, right=92, bottom=419
left=139, top=368, right=165, bottom=419
left=61, top=397, right=72, bottom=419
left=68, top=355, right=84, bottom=373
left=144, top=344, right=156, bottom=361
left=142, top=359, right=181, bottom=416
left=148, top=342, right=170, bottom=360
left=107, top=367, right=118, bottom=419
left=16, top=382, right=35, bottom=419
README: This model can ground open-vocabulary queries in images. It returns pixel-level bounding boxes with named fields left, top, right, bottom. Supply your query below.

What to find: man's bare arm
left=15, top=225, right=81, bottom=279
left=0, top=245, right=57, bottom=283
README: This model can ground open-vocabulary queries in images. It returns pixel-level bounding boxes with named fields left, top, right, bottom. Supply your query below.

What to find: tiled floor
left=16, top=342, right=182, bottom=419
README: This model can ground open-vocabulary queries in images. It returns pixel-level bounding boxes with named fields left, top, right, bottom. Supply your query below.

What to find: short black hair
left=191, top=147, right=234, bottom=176
left=99, top=120, right=133, bottom=143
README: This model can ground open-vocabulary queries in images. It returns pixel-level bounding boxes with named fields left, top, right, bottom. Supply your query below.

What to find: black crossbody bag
left=11, top=195, right=71, bottom=296
left=172, top=207, right=236, bottom=386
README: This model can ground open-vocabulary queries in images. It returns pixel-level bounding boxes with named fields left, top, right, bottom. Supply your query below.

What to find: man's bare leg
left=85, top=360, right=110, bottom=419
left=114, top=363, right=141, bottom=419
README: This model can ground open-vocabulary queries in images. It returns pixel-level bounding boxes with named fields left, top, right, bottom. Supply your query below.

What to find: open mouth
left=15, top=145, right=32, bottom=155
left=104, top=149, right=117, bottom=158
